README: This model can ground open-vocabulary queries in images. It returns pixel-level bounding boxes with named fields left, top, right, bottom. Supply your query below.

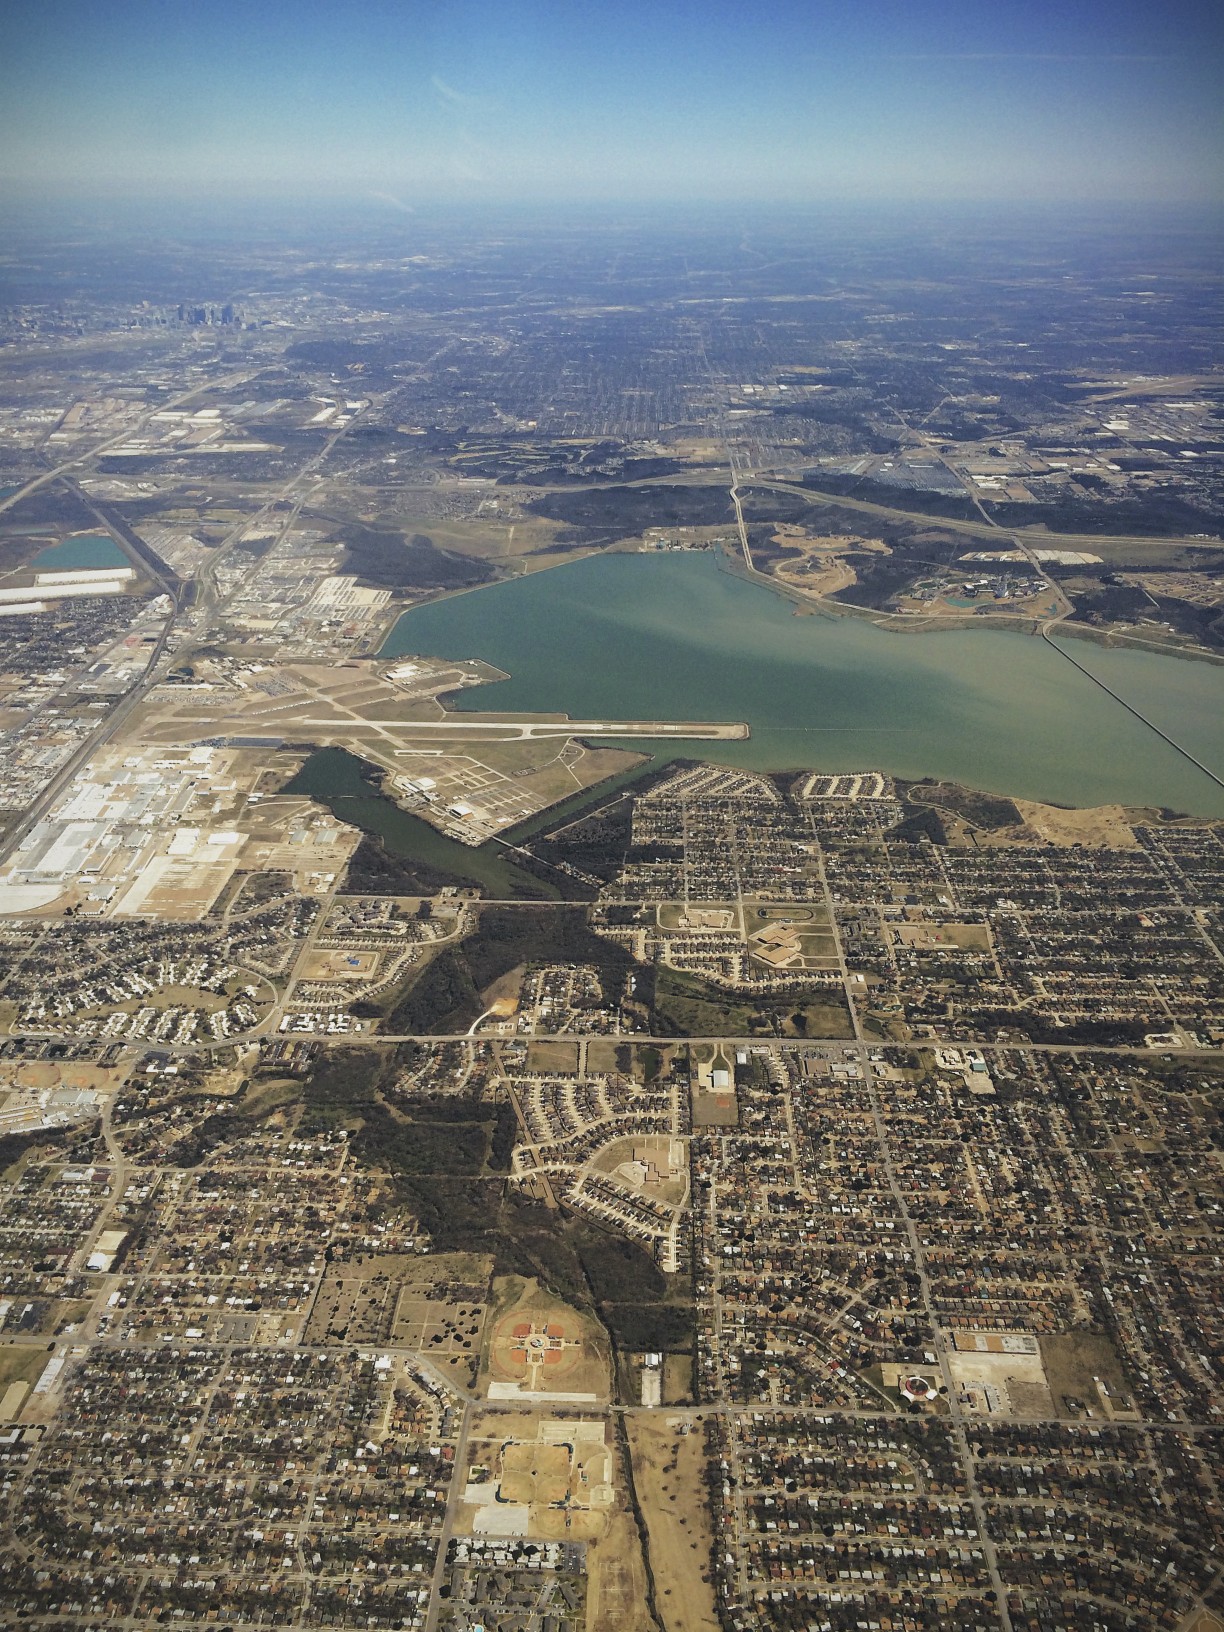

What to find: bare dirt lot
left=299, top=948, right=380, bottom=980
left=525, top=1038, right=580, bottom=1074
left=627, top=1415, right=718, bottom=1632
left=890, top=920, right=991, bottom=952
left=1012, top=799, right=1136, bottom=847
left=585, top=1039, right=628, bottom=1074
left=691, top=1088, right=738, bottom=1128
left=589, top=1508, right=659, bottom=1632
left=1041, top=1330, right=1134, bottom=1415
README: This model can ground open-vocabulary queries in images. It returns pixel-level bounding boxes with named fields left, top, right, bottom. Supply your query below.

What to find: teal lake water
left=383, top=552, right=1224, bottom=818
left=284, top=747, right=557, bottom=898
left=31, top=533, right=128, bottom=571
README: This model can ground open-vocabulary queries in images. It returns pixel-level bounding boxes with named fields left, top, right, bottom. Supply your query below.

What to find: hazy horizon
left=2, top=0, right=1221, bottom=211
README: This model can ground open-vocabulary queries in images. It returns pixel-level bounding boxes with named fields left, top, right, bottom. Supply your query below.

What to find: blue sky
left=1, top=0, right=1220, bottom=205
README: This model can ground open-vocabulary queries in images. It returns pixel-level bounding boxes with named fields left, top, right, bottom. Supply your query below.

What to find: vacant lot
left=1013, top=798, right=1137, bottom=848
left=526, top=1039, right=580, bottom=1073
left=628, top=1415, right=718, bottom=1632
left=1042, top=1330, right=1133, bottom=1414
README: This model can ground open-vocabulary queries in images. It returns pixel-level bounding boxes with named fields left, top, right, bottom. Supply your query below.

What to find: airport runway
left=294, top=716, right=749, bottom=739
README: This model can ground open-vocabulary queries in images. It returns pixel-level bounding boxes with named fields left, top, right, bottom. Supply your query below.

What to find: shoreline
left=374, top=537, right=1224, bottom=670
left=372, top=548, right=1224, bottom=820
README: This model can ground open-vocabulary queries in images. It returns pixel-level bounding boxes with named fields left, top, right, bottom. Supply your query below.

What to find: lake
left=382, top=551, right=1224, bottom=818
left=31, top=533, right=129, bottom=572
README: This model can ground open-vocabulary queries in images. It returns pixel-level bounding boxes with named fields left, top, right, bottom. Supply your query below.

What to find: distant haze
left=1, top=0, right=1221, bottom=207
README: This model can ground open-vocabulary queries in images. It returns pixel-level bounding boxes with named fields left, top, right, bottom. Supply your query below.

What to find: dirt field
left=526, top=1039, right=580, bottom=1073
left=691, top=1089, right=738, bottom=1128
left=627, top=1415, right=718, bottom=1632
left=663, top=1354, right=692, bottom=1405
left=499, top=1438, right=574, bottom=1506
left=299, top=948, right=380, bottom=980
left=772, top=548, right=859, bottom=600
left=763, top=526, right=890, bottom=604
left=3, top=1058, right=128, bottom=1094
left=1012, top=799, right=1137, bottom=848
left=585, top=1039, right=629, bottom=1074
left=0, top=1347, right=52, bottom=1394
left=891, top=921, right=991, bottom=951
left=481, top=963, right=525, bottom=1015
left=1041, top=1330, right=1134, bottom=1414
left=947, top=1346, right=1054, bottom=1418
left=588, top=1508, right=659, bottom=1632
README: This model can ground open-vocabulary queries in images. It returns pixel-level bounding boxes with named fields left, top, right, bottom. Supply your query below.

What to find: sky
left=1, top=0, right=1221, bottom=209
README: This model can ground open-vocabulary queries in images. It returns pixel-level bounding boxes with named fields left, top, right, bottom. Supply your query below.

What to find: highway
left=0, top=363, right=262, bottom=520
left=763, top=473, right=1222, bottom=556
left=0, top=399, right=371, bottom=869
left=1041, top=620, right=1224, bottom=791
left=0, top=569, right=180, bottom=868
left=729, top=460, right=752, bottom=571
